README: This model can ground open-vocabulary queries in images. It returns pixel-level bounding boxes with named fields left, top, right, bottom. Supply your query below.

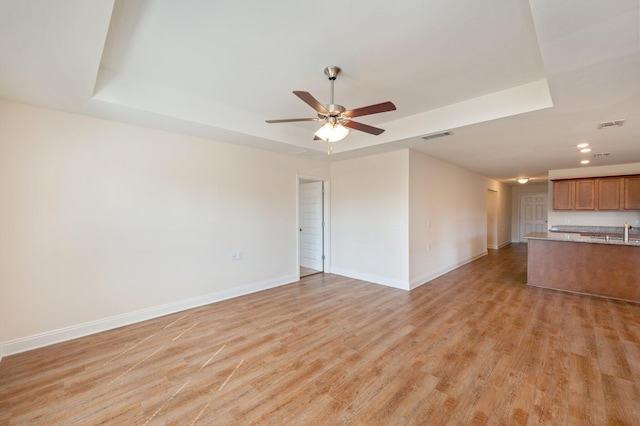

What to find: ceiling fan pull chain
left=328, top=143, right=333, bottom=155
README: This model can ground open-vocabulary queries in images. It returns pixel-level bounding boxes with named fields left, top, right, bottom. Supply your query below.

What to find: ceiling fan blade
left=265, top=118, right=321, bottom=123
left=293, top=91, right=329, bottom=114
left=343, top=120, right=385, bottom=135
left=344, top=101, right=396, bottom=118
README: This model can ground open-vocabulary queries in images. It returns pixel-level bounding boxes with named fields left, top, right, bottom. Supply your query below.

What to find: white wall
left=548, top=163, right=640, bottom=228
left=511, top=182, right=549, bottom=241
left=330, top=150, right=410, bottom=289
left=0, top=100, right=329, bottom=355
left=408, top=151, right=511, bottom=288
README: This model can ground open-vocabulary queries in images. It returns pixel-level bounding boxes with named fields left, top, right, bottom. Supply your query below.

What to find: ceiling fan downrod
left=324, top=66, right=340, bottom=110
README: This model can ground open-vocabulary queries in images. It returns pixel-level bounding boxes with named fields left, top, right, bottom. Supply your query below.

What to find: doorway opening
left=298, top=176, right=329, bottom=278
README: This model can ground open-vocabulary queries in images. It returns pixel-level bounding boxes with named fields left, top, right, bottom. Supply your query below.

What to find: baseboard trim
left=409, top=250, right=488, bottom=290
left=498, top=241, right=512, bottom=249
left=330, top=267, right=410, bottom=291
left=0, top=274, right=298, bottom=359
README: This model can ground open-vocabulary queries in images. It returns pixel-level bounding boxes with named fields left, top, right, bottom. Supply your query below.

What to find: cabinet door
left=575, top=179, right=595, bottom=210
left=553, top=180, right=574, bottom=210
left=597, top=177, right=622, bottom=210
left=624, top=175, right=640, bottom=210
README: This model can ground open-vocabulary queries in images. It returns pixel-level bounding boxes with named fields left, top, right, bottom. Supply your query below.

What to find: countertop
left=524, top=232, right=640, bottom=246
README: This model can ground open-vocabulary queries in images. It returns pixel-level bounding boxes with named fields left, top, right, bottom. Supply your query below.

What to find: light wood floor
left=300, top=266, right=322, bottom=277
left=2, top=244, right=639, bottom=424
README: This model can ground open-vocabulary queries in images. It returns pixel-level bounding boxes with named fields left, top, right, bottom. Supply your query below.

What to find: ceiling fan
left=266, top=66, right=396, bottom=154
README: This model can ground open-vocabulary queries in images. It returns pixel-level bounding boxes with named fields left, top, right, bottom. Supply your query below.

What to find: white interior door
left=520, top=193, right=547, bottom=242
left=299, top=181, right=323, bottom=271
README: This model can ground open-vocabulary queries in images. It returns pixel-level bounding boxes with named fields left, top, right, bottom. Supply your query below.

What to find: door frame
left=297, top=174, right=330, bottom=277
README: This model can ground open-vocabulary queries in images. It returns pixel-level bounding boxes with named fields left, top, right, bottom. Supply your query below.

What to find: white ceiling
left=1, top=0, right=639, bottom=184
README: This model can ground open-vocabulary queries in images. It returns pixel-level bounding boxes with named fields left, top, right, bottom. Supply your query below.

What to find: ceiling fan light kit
left=266, top=66, right=396, bottom=154
left=314, top=121, right=349, bottom=142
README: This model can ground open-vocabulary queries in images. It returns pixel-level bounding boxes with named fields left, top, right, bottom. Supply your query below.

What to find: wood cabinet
left=624, top=175, right=640, bottom=210
left=553, top=174, right=640, bottom=211
left=553, top=180, right=574, bottom=210
left=527, top=238, right=640, bottom=302
left=597, top=177, right=622, bottom=210
left=575, top=179, right=595, bottom=210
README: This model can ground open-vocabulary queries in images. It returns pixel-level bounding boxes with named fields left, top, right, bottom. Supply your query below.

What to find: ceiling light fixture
left=580, top=148, right=592, bottom=153
left=266, top=66, right=395, bottom=155
left=517, top=178, right=529, bottom=184
left=581, top=160, right=590, bottom=164
left=314, top=120, right=349, bottom=143
left=577, top=143, right=589, bottom=148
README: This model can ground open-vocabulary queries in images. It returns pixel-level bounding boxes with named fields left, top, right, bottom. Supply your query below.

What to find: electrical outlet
left=237, top=251, right=243, bottom=261
left=231, top=252, right=238, bottom=261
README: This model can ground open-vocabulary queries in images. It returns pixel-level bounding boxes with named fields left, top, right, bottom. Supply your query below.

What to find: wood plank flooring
left=1, top=244, right=639, bottom=424
left=299, top=266, right=322, bottom=278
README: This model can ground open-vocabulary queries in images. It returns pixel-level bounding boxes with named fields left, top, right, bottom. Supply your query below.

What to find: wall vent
left=422, top=131, right=454, bottom=140
left=597, top=119, right=624, bottom=129
left=592, top=152, right=610, bottom=157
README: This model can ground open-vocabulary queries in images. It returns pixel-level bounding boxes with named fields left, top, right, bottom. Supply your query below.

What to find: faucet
left=624, top=222, right=631, bottom=243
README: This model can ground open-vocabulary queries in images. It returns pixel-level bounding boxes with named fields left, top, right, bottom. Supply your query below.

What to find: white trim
left=498, top=240, right=512, bottom=249
left=409, top=250, right=488, bottom=290
left=330, top=268, right=410, bottom=291
left=0, top=274, right=298, bottom=358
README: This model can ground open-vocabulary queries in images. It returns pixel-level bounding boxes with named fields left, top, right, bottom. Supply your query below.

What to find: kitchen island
left=525, top=232, right=640, bottom=302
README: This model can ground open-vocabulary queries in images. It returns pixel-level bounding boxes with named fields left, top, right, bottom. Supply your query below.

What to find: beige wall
left=548, top=163, right=640, bottom=228
left=409, top=151, right=511, bottom=288
left=330, top=150, right=410, bottom=288
left=330, top=149, right=511, bottom=290
left=0, top=100, right=329, bottom=353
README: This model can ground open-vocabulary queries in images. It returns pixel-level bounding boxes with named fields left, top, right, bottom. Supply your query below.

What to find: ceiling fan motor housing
left=319, top=104, right=346, bottom=120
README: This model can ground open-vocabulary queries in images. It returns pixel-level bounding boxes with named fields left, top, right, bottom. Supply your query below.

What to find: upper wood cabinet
left=624, top=175, right=640, bottom=210
left=575, top=179, right=595, bottom=210
left=553, top=180, right=574, bottom=210
left=597, top=177, right=622, bottom=210
left=553, top=174, right=640, bottom=211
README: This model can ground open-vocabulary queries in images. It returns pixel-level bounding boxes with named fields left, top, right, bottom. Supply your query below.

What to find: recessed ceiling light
left=580, top=148, right=592, bottom=153
left=581, top=160, right=590, bottom=164
left=577, top=143, right=589, bottom=148
left=517, top=178, right=529, bottom=184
